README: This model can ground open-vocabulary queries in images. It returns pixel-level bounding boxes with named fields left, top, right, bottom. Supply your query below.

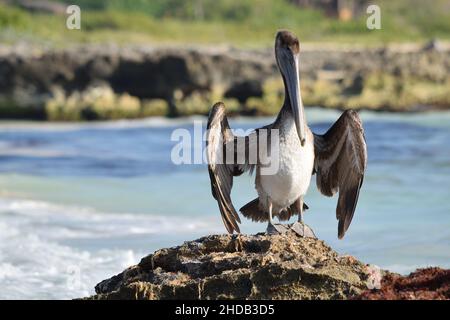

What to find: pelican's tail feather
left=240, top=198, right=268, bottom=222
left=278, top=201, right=309, bottom=221
left=240, top=198, right=310, bottom=223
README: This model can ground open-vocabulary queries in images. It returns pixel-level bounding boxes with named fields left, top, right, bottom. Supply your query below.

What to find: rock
left=422, top=39, right=444, bottom=52
left=86, top=231, right=378, bottom=300
left=224, top=80, right=263, bottom=103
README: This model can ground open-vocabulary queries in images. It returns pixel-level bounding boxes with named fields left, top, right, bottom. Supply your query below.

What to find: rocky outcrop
left=0, top=45, right=276, bottom=119
left=1, top=43, right=450, bottom=120
left=87, top=231, right=380, bottom=300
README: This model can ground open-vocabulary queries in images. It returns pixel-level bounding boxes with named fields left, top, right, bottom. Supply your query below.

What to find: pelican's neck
left=273, top=72, right=308, bottom=138
left=275, top=99, right=307, bottom=134
left=279, top=103, right=296, bottom=133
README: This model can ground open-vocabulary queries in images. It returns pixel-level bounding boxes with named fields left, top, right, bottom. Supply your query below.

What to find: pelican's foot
left=290, top=222, right=317, bottom=239
left=266, top=223, right=289, bottom=235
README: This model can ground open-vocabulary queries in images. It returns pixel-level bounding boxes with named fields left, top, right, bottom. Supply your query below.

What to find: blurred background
left=0, top=0, right=449, bottom=299
left=2, top=0, right=450, bottom=45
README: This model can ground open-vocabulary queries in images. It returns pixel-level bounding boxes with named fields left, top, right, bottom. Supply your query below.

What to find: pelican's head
left=275, top=30, right=306, bottom=146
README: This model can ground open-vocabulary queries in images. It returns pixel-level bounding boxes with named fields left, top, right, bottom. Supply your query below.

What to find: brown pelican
left=206, top=30, right=367, bottom=238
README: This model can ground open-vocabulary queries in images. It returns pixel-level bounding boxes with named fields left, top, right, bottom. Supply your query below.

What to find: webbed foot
left=266, top=223, right=289, bottom=235
left=290, top=221, right=317, bottom=238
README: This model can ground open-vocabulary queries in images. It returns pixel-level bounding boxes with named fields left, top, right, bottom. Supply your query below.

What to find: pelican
left=206, top=30, right=367, bottom=238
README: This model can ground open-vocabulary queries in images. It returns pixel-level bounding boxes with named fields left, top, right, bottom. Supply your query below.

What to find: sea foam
left=0, top=197, right=220, bottom=299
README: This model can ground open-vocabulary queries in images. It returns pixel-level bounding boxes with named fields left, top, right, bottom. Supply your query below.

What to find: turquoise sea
left=0, top=108, right=449, bottom=299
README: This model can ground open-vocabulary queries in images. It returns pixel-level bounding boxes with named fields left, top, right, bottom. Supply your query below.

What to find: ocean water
left=0, top=108, right=449, bottom=299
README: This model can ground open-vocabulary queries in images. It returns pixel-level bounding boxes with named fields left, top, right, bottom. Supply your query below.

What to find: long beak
left=282, top=54, right=306, bottom=146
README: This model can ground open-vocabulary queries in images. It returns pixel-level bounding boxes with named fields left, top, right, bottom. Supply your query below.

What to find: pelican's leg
left=291, top=197, right=316, bottom=238
left=266, top=200, right=288, bottom=235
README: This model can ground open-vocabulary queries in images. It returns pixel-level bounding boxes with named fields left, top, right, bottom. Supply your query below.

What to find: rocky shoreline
left=84, top=231, right=449, bottom=300
left=1, top=43, right=450, bottom=120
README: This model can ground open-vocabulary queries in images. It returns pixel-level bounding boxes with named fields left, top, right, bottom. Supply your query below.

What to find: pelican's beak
left=280, top=52, right=306, bottom=146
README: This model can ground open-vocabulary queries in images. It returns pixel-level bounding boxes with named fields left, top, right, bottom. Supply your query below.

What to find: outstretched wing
left=314, top=110, right=367, bottom=239
left=206, top=102, right=255, bottom=233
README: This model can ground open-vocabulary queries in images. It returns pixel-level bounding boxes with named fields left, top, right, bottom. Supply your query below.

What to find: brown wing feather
left=206, top=102, right=254, bottom=234
left=314, top=110, right=367, bottom=239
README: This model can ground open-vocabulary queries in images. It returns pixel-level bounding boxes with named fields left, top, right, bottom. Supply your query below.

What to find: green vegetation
left=42, top=83, right=190, bottom=120
left=1, top=0, right=449, bottom=47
